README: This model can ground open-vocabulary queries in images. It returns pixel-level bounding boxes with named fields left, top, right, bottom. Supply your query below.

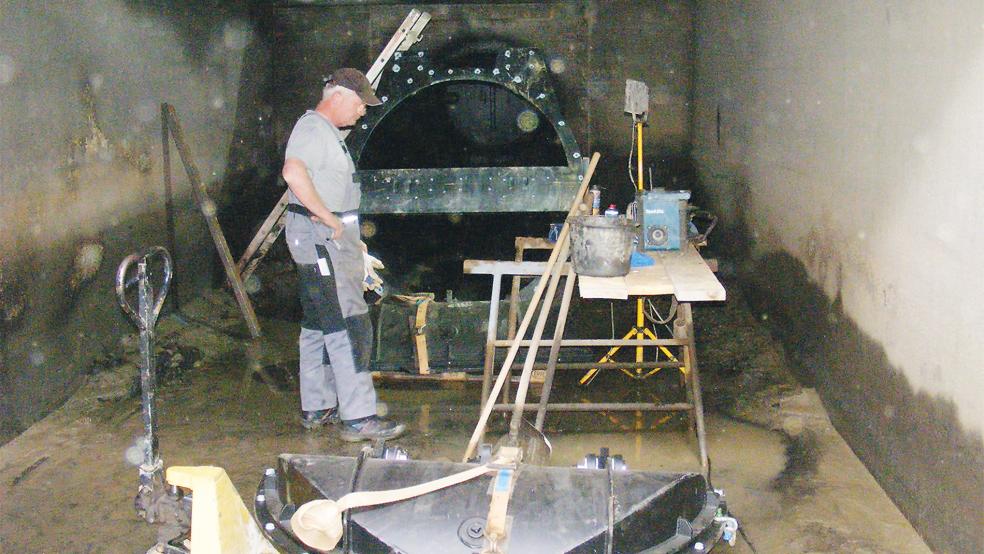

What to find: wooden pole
left=237, top=194, right=288, bottom=283
left=462, top=152, right=600, bottom=462
left=163, top=104, right=262, bottom=338
left=160, top=104, right=180, bottom=311
left=534, top=266, right=577, bottom=430
left=674, top=302, right=708, bottom=473
left=507, top=237, right=570, bottom=441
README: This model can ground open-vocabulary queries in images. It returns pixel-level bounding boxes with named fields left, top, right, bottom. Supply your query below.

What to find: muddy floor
left=0, top=283, right=931, bottom=553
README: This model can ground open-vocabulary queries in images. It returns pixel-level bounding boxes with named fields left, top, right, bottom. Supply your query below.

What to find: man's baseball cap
left=326, top=68, right=382, bottom=106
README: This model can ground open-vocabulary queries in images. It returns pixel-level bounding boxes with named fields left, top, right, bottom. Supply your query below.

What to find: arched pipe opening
left=346, top=47, right=586, bottom=214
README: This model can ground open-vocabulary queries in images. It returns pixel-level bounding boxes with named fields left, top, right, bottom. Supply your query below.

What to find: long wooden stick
left=507, top=237, right=570, bottom=441
left=534, top=266, right=577, bottom=430
left=160, top=104, right=180, bottom=311
left=163, top=104, right=262, bottom=338
left=237, top=194, right=288, bottom=283
left=462, top=152, right=600, bottom=462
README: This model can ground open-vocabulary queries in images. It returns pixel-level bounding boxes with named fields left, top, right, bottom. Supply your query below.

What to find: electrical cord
left=627, top=121, right=636, bottom=190
left=610, top=302, right=615, bottom=340
left=644, top=296, right=677, bottom=327
left=737, top=523, right=760, bottom=553
left=706, top=457, right=759, bottom=554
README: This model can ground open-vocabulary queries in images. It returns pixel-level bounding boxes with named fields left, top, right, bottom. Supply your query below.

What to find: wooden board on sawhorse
left=236, top=9, right=431, bottom=285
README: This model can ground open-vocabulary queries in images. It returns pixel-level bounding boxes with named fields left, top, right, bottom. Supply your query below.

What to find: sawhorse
left=464, top=258, right=710, bottom=471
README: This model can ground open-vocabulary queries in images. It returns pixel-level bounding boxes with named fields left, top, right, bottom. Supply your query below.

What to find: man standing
left=281, top=68, right=405, bottom=441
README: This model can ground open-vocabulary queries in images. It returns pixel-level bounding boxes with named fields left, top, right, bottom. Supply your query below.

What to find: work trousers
left=294, top=231, right=376, bottom=421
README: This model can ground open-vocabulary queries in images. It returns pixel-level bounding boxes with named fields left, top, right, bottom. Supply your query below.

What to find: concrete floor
left=0, top=290, right=931, bottom=553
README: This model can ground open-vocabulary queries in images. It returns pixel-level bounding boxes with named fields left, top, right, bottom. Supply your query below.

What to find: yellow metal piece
left=635, top=298, right=645, bottom=374
left=579, top=121, right=690, bottom=386
left=579, top=322, right=685, bottom=385
left=166, top=466, right=276, bottom=554
left=636, top=121, right=644, bottom=190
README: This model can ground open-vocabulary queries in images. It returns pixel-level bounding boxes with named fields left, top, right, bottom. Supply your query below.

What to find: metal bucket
left=569, top=215, right=637, bottom=277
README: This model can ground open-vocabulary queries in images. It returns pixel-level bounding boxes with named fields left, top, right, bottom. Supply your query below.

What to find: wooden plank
left=624, top=259, right=675, bottom=296
left=577, top=274, right=628, bottom=299
left=463, top=260, right=570, bottom=276
left=237, top=193, right=289, bottom=282
left=576, top=245, right=724, bottom=302
left=655, top=244, right=726, bottom=302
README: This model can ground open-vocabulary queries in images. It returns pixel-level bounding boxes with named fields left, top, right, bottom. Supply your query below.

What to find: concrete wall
left=692, top=1, right=984, bottom=551
left=263, top=1, right=694, bottom=203
left=0, top=1, right=254, bottom=441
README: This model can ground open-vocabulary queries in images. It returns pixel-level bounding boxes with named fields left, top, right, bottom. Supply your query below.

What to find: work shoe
left=339, top=416, right=406, bottom=442
left=300, top=408, right=339, bottom=430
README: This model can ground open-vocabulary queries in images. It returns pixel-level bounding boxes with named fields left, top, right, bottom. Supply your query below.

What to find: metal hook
left=115, top=246, right=172, bottom=330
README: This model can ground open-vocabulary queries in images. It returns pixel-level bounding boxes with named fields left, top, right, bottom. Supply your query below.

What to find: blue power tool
left=639, top=188, right=690, bottom=251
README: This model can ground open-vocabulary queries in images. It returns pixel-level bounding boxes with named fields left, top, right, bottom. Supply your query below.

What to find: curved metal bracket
left=346, top=48, right=586, bottom=214
left=115, top=246, right=172, bottom=331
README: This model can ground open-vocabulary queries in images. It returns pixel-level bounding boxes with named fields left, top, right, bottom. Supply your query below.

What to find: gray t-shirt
left=283, top=110, right=362, bottom=265
left=284, top=110, right=360, bottom=212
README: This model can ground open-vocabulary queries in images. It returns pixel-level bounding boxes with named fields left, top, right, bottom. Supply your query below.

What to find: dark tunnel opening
left=358, top=80, right=569, bottom=170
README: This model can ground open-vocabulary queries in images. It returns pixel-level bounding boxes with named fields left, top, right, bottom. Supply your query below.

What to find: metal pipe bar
left=506, top=361, right=685, bottom=371
left=481, top=273, right=502, bottom=412
left=492, top=402, right=693, bottom=412
left=492, top=339, right=690, bottom=347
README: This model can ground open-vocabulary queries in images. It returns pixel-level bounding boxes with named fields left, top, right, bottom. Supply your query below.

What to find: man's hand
left=362, top=248, right=385, bottom=296
left=311, top=213, right=345, bottom=239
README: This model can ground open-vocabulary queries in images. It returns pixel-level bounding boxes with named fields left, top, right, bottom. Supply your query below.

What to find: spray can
left=590, top=186, right=601, bottom=216
left=604, top=204, right=618, bottom=218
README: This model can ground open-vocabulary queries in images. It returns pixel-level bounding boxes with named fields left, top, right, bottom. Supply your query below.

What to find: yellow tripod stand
left=579, top=118, right=684, bottom=385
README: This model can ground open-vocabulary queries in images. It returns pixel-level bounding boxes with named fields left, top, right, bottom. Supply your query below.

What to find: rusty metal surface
left=346, top=48, right=586, bottom=214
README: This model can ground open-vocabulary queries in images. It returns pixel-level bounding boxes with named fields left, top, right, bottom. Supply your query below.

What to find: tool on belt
left=115, top=246, right=173, bottom=522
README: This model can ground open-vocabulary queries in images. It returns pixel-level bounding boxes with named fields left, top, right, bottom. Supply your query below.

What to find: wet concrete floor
left=0, top=289, right=932, bottom=553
